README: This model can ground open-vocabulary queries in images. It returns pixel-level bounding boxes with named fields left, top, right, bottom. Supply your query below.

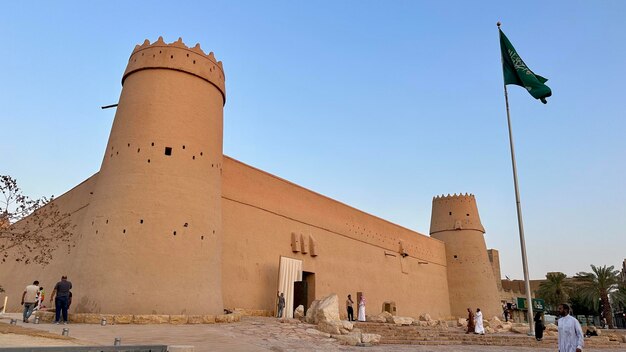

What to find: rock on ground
left=294, top=305, right=305, bottom=320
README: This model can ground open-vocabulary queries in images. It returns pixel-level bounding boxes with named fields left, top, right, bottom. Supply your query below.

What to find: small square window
left=164, top=147, right=172, bottom=156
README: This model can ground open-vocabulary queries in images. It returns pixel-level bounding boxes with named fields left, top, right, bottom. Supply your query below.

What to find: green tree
left=574, top=265, right=623, bottom=329
left=536, top=272, right=570, bottom=314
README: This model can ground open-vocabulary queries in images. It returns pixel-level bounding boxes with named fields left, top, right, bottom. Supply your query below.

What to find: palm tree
left=574, top=264, right=622, bottom=329
left=536, top=272, right=570, bottom=314
left=611, top=282, right=626, bottom=323
left=569, top=288, right=597, bottom=326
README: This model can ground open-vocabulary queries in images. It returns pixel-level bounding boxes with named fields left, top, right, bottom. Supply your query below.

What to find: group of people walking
left=466, top=308, right=485, bottom=334
left=21, top=275, right=72, bottom=324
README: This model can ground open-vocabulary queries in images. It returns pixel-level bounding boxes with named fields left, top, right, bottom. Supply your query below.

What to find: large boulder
left=435, top=320, right=449, bottom=330
left=605, top=332, right=620, bottom=342
left=500, top=322, right=512, bottom=331
left=333, top=331, right=362, bottom=346
left=315, top=294, right=340, bottom=324
left=294, top=305, right=305, bottom=320
left=490, top=317, right=507, bottom=330
left=362, top=333, right=381, bottom=345
left=511, top=325, right=530, bottom=334
left=392, top=316, right=414, bottom=326
left=419, top=313, right=432, bottom=321
left=306, top=328, right=331, bottom=338
left=545, top=323, right=558, bottom=332
left=341, top=320, right=354, bottom=331
left=318, top=320, right=343, bottom=335
left=369, top=311, right=393, bottom=323
left=457, top=318, right=468, bottom=327
left=305, top=328, right=330, bottom=338
left=305, top=300, right=320, bottom=324
left=367, top=313, right=387, bottom=323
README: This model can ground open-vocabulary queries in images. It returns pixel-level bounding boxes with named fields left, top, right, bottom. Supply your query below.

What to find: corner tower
left=74, top=37, right=225, bottom=314
left=429, top=194, right=501, bottom=318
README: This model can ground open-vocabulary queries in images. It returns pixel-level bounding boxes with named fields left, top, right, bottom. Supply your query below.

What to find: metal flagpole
left=498, top=22, right=534, bottom=335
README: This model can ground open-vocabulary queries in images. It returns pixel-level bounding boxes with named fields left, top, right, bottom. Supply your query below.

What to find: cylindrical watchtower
left=430, top=193, right=501, bottom=319
left=74, top=37, right=225, bottom=314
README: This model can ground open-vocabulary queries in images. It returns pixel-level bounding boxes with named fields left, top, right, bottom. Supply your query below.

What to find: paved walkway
left=0, top=313, right=620, bottom=351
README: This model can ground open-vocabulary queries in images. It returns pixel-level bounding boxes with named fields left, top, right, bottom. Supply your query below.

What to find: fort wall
left=221, top=157, right=451, bottom=318
left=1, top=37, right=504, bottom=319
left=0, top=174, right=97, bottom=312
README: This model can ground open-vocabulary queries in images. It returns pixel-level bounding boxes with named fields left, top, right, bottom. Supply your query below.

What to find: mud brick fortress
left=1, top=37, right=503, bottom=319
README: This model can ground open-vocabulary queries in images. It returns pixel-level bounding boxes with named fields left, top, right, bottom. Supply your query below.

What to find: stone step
left=380, top=339, right=621, bottom=347
left=354, top=323, right=623, bottom=348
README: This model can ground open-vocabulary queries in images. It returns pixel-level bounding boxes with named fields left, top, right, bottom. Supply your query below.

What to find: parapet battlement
left=122, top=36, right=226, bottom=103
left=432, top=193, right=475, bottom=203
left=430, top=192, right=485, bottom=234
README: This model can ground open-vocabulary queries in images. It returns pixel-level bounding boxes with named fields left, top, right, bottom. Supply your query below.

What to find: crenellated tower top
left=122, top=36, right=226, bottom=103
left=429, top=193, right=485, bottom=235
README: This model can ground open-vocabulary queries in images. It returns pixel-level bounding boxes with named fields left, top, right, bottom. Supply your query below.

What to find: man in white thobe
left=557, top=303, right=583, bottom=352
left=474, top=308, right=485, bottom=334
left=357, top=295, right=366, bottom=322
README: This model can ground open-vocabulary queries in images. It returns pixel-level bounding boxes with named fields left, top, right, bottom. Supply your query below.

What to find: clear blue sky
left=2, top=1, right=624, bottom=279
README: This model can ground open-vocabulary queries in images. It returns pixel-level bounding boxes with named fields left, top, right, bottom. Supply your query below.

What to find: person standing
left=346, top=294, right=354, bottom=321
left=466, top=308, right=475, bottom=334
left=357, top=295, right=366, bottom=322
left=502, top=302, right=509, bottom=322
left=474, top=308, right=485, bottom=334
left=557, top=303, right=583, bottom=352
left=534, top=311, right=544, bottom=341
left=50, top=275, right=72, bottom=324
left=21, top=280, right=39, bottom=323
left=276, top=291, right=285, bottom=318
left=34, top=286, right=45, bottom=311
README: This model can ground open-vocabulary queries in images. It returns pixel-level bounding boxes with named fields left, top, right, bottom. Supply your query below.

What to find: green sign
left=516, top=297, right=545, bottom=311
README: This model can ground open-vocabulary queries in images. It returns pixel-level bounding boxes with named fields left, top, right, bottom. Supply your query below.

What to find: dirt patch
left=0, top=322, right=75, bottom=341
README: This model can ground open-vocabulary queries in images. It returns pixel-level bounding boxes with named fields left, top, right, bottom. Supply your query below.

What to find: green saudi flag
left=499, top=29, right=552, bottom=104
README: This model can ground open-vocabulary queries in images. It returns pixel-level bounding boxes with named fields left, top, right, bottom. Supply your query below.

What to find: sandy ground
left=1, top=313, right=623, bottom=351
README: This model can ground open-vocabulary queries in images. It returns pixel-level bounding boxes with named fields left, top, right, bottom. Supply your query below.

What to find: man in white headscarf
left=357, top=295, right=366, bottom=322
